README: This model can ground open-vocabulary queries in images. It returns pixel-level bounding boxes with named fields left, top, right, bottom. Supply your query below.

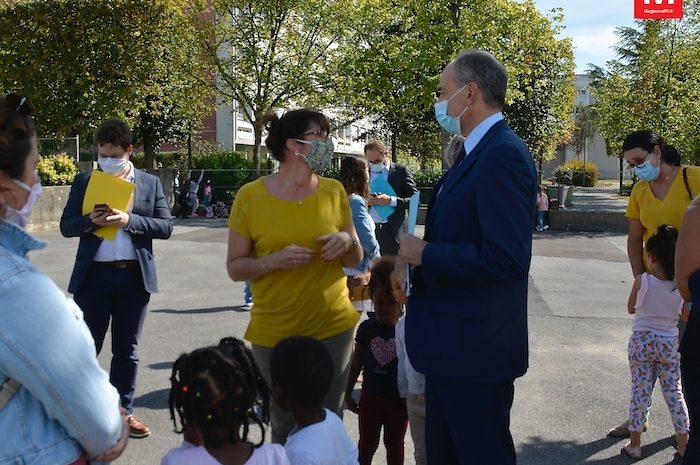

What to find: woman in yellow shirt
left=226, top=109, right=362, bottom=443
left=607, top=130, right=699, bottom=440
left=624, top=131, right=699, bottom=276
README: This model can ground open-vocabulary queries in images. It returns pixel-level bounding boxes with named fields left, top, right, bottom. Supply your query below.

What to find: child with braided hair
left=163, top=337, right=291, bottom=465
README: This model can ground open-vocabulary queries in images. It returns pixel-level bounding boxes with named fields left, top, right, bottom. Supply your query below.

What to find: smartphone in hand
left=94, top=203, right=111, bottom=214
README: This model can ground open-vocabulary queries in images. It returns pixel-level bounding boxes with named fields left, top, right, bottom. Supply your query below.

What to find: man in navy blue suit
left=60, top=120, right=173, bottom=438
left=398, top=50, right=537, bottom=464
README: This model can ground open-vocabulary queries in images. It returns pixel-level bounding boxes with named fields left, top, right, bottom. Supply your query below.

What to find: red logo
left=635, top=0, right=683, bottom=19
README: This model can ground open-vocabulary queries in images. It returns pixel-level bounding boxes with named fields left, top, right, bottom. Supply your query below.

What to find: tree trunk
left=391, top=131, right=398, bottom=162
left=252, top=114, right=264, bottom=176
left=619, top=155, right=624, bottom=195
left=143, top=136, right=157, bottom=170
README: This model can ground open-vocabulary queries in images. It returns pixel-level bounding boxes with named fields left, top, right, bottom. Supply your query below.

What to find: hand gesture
left=103, top=207, right=130, bottom=228
left=398, top=234, right=427, bottom=266
left=316, top=232, right=351, bottom=262
left=89, top=206, right=112, bottom=226
left=367, top=193, right=391, bottom=206
left=268, top=245, right=315, bottom=270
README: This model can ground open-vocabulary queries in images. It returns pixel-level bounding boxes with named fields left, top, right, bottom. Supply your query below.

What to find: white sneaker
left=543, top=225, right=549, bottom=230
left=536, top=226, right=543, bottom=232
left=241, top=302, right=253, bottom=310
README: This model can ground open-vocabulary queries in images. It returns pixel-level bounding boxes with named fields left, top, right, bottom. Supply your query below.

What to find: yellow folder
left=81, top=170, right=135, bottom=240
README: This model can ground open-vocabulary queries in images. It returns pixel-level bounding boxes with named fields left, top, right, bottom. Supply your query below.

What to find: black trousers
left=681, top=354, right=700, bottom=464
left=74, top=263, right=150, bottom=414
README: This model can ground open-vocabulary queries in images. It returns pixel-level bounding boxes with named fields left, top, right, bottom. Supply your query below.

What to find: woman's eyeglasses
left=302, top=129, right=329, bottom=138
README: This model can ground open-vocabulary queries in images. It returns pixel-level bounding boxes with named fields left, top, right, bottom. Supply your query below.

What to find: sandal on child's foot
left=621, top=443, right=642, bottom=460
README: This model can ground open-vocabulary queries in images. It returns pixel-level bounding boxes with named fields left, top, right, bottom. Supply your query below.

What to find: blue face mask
left=434, top=85, right=468, bottom=135
left=633, top=157, right=660, bottom=182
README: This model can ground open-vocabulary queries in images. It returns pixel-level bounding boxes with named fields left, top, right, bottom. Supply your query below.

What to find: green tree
left=592, top=10, right=700, bottom=163
left=337, top=0, right=574, bottom=168
left=0, top=0, right=212, bottom=168
left=197, top=0, right=351, bottom=171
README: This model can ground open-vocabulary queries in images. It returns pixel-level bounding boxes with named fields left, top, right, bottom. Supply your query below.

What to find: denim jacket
left=345, top=194, right=381, bottom=274
left=0, top=220, right=121, bottom=465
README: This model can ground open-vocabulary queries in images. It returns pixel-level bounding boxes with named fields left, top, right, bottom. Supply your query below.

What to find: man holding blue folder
left=364, top=140, right=417, bottom=256
left=60, top=119, right=172, bottom=439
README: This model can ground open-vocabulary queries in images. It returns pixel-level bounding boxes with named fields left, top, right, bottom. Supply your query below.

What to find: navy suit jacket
left=406, top=120, right=537, bottom=383
left=60, top=169, right=173, bottom=294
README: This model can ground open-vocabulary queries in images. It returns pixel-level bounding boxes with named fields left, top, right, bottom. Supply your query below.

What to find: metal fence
left=38, top=136, right=81, bottom=160
left=188, top=168, right=635, bottom=213
left=184, top=168, right=277, bottom=204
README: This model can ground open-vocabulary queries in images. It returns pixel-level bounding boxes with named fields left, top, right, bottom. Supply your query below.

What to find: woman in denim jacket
left=0, top=94, right=128, bottom=464
left=339, top=156, right=381, bottom=313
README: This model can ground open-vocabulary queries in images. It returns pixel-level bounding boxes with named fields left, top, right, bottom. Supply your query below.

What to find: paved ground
left=30, top=220, right=685, bottom=465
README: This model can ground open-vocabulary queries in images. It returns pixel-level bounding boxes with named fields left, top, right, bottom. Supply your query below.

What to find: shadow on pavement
left=152, top=306, right=249, bottom=315
left=518, top=435, right=679, bottom=465
left=133, top=388, right=170, bottom=410
left=148, top=362, right=174, bottom=371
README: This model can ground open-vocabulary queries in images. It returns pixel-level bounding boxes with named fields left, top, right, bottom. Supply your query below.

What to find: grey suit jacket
left=60, top=169, right=173, bottom=294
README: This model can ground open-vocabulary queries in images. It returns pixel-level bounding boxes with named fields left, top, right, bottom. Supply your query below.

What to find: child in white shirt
left=622, top=226, right=689, bottom=460
left=270, top=336, right=358, bottom=465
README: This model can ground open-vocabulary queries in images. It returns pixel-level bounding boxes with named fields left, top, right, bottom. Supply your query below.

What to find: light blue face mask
left=633, top=157, right=660, bottom=182
left=434, top=85, right=468, bottom=135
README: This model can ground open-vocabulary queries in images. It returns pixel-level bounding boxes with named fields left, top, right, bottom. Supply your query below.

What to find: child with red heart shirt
left=345, top=257, right=407, bottom=465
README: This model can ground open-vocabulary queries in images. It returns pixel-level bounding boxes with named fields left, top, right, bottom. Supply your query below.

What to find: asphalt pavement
left=29, top=220, right=684, bottom=465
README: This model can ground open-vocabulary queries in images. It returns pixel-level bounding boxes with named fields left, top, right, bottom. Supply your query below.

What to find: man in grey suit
left=60, top=120, right=172, bottom=438
left=364, top=140, right=417, bottom=256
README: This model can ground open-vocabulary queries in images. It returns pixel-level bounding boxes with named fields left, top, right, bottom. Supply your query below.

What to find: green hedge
left=554, top=159, right=600, bottom=187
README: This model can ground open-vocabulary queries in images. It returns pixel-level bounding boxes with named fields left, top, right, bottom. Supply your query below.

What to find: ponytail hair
left=646, top=224, right=678, bottom=280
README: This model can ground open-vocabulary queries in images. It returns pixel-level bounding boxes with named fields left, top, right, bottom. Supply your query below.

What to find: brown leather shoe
left=127, top=414, right=151, bottom=438
left=607, top=419, right=648, bottom=437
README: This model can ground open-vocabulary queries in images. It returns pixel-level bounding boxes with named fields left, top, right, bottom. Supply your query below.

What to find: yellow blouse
left=229, top=176, right=359, bottom=347
left=626, top=166, right=700, bottom=270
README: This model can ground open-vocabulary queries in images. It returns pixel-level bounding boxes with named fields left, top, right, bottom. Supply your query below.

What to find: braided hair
left=168, top=337, right=270, bottom=448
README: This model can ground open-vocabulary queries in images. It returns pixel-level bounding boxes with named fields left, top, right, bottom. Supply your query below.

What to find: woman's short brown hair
left=263, top=109, right=331, bottom=162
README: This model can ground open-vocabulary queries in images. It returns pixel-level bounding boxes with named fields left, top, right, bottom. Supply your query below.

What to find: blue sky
left=532, top=0, right=637, bottom=73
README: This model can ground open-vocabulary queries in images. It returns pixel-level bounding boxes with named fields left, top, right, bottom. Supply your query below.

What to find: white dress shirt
left=369, top=157, right=398, bottom=224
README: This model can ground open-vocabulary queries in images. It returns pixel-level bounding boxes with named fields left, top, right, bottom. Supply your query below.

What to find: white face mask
left=5, top=174, right=42, bottom=228
left=98, top=157, right=129, bottom=175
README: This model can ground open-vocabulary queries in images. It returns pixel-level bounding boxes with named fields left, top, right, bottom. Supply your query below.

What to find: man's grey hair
left=453, top=49, right=507, bottom=109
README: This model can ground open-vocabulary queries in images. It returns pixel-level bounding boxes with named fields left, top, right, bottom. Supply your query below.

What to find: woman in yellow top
left=624, top=130, right=699, bottom=276
left=226, top=109, right=362, bottom=443
left=607, top=130, right=700, bottom=438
